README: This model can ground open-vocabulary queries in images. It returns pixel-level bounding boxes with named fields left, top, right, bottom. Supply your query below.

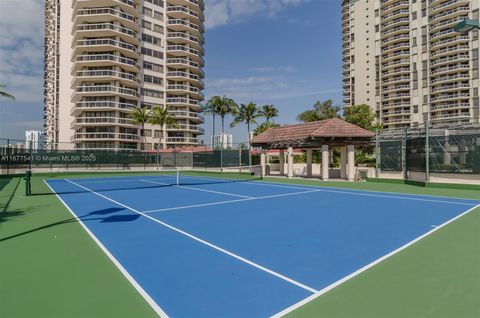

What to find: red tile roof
left=252, top=118, right=375, bottom=144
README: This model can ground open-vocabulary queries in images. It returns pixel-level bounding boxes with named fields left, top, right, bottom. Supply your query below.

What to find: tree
left=202, top=96, right=222, bottom=145
left=253, top=122, right=280, bottom=136
left=260, top=104, right=279, bottom=123
left=343, top=104, right=381, bottom=131
left=130, top=107, right=150, bottom=151
left=231, top=102, right=262, bottom=165
left=148, top=106, right=178, bottom=168
left=297, top=99, right=340, bottom=123
left=216, top=96, right=239, bottom=149
left=0, top=84, right=15, bottom=100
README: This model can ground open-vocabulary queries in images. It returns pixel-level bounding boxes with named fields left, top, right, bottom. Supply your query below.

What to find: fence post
left=402, top=128, right=407, bottom=180
left=425, top=122, right=430, bottom=183
left=375, top=129, right=380, bottom=178
left=6, top=139, right=10, bottom=175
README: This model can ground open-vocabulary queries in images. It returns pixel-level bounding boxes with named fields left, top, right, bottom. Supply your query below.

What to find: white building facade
left=342, top=0, right=480, bottom=129
left=44, top=0, right=205, bottom=151
left=25, top=130, right=45, bottom=150
left=212, top=133, right=233, bottom=149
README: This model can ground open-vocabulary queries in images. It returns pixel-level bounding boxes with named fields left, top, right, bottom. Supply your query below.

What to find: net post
left=176, top=170, right=180, bottom=186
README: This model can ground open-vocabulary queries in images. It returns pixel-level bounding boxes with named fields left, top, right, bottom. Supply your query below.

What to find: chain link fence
left=376, top=123, right=480, bottom=182
left=0, top=138, right=257, bottom=175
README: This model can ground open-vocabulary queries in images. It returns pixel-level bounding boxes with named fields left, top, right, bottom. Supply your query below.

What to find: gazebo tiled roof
left=251, top=118, right=375, bottom=148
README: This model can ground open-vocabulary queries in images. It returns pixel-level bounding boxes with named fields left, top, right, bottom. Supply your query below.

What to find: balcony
left=71, top=101, right=137, bottom=115
left=167, top=32, right=203, bottom=49
left=166, top=97, right=201, bottom=110
left=167, top=84, right=204, bottom=99
left=167, top=71, right=204, bottom=87
left=75, top=38, right=138, bottom=59
left=74, top=70, right=139, bottom=87
left=430, top=93, right=470, bottom=102
left=166, top=5, right=202, bottom=24
left=73, top=84, right=139, bottom=101
left=166, top=58, right=204, bottom=73
left=430, top=73, right=469, bottom=84
left=169, top=110, right=204, bottom=123
left=430, top=53, right=469, bottom=67
left=74, top=23, right=138, bottom=45
left=167, top=19, right=203, bottom=37
left=71, top=117, right=136, bottom=129
left=166, top=45, right=203, bottom=61
left=430, top=112, right=470, bottom=121
left=430, top=102, right=470, bottom=111
left=73, top=132, right=140, bottom=142
left=431, top=83, right=470, bottom=93
left=74, top=7, right=138, bottom=31
left=430, top=6, right=470, bottom=23
left=73, top=0, right=139, bottom=17
left=429, top=0, right=470, bottom=16
left=167, top=123, right=205, bottom=134
left=74, top=54, right=139, bottom=73
left=430, top=63, right=470, bottom=75
left=168, top=0, right=205, bottom=13
left=165, top=136, right=199, bottom=144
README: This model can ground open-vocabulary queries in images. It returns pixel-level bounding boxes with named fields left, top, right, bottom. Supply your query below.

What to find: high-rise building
left=342, top=0, right=480, bottom=129
left=212, top=133, right=233, bottom=149
left=44, top=0, right=205, bottom=151
left=25, top=130, right=45, bottom=151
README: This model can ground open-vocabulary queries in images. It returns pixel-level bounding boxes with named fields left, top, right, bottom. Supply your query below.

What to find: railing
left=76, top=23, right=137, bottom=38
left=76, top=7, right=136, bottom=24
left=73, top=133, right=140, bottom=141
left=76, top=38, right=137, bottom=53
left=76, top=54, right=138, bottom=68
left=76, top=70, right=138, bottom=83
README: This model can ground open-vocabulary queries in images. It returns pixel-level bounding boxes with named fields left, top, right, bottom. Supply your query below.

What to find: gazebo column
left=260, top=151, right=266, bottom=177
left=279, top=150, right=285, bottom=175
left=306, top=149, right=313, bottom=177
left=347, top=145, right=355, bottom=181
left=340, top=146, right=347, bottom=179
left=321, top=145, right=329, bottom=180
left=287, top=147, right=294, bottom=178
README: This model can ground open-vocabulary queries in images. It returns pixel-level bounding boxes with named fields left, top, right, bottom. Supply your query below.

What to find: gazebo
left=251, top=118, right=375, bottom=181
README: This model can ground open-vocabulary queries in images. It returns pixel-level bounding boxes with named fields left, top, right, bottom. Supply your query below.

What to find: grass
left=0, top=171, right=479, bottom=317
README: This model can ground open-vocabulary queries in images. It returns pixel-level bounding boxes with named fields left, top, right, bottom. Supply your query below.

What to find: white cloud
left=249, top=66, right=297, bottom=73
left=205, top=0, right=309, bottom=29
left=0, top=0, right=44, bottom=102
left=205, top=75, right=341, bottom=103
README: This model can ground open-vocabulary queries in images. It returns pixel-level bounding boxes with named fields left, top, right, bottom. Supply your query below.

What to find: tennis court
left=40, top=171, right=480, bottom=317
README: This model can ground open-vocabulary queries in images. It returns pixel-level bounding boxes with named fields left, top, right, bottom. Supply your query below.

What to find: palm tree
left=231, top=102, right=262, bottom=167
left=0, top=85, right=15, bottom=100
left=202, top=96, right=222, bottom=145
left=148, top=106, right=178, bottom=169
left=216, top=96, right=239, bottom=149
left=130, top=107, right=150, bottom=151
left=260, top=104, right=278, bottom=123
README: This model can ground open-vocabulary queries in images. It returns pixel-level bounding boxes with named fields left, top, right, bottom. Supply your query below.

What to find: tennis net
left=27, top=165, right=263, bottom=195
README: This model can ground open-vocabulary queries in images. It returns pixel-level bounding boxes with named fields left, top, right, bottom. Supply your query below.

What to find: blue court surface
left=45, top=174, right=480, bottom=317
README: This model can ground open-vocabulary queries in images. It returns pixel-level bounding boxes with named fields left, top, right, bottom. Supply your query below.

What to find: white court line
left=271, top=203, right=480, bottom=317
left=43, top=180, right=169, bottom=318
left=142, top=189, right=323, bottom=214
left=64, top=179, right=318, bottom=294
left=141, top=179, right=254, bottom=199
left=178, top=175, right=478, bottom=206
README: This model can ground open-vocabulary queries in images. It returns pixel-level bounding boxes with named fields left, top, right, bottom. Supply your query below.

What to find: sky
left=0, top=0, right=342, bottom=144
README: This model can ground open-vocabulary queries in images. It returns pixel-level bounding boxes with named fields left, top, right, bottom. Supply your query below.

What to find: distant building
left=212, top=133, right=233, bottom=149
left=342, top=0, right=480, bottom=128
left=25, top=130, right=44, bottom=150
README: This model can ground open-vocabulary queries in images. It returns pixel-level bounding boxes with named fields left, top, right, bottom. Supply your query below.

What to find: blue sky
left=0, top=0, right=342, bottom=143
